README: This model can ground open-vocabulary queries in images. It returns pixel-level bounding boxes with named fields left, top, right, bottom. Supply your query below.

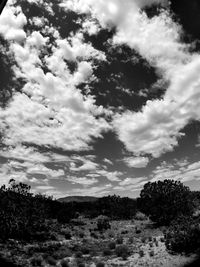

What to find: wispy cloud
left=123, top=156, right=149, bottom=168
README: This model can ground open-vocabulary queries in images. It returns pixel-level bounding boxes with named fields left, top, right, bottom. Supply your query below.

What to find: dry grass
left=0, top=218, right=196, bottom=267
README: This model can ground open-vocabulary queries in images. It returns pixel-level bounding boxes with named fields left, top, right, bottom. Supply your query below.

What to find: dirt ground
left=0, top=218, right=197, bottom=267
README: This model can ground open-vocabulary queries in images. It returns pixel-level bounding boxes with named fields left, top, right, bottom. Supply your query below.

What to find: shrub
left=30, top=255, right=43, bottom=266
left=81, top=247, right=90, bottom=255
left=116, top=236, right=123, bottom=244
left=141, top=237, right=146, bottom=243
left=165, top=215, right=200, bottom=254
left=60, top=259, right=70, bottom=267
left=107, top=230, right=115, bottom=238
left=149, top=250, right=154, bottom=257
left=75, top=251, right=83, bottom=258
left=52, top=248, right=72, bottom=260
left=149, top=242, right=153, bottom=248
left=61, top=229, right=71, bottom=240
left=108, top=241, right=116, bottom=250
left=79, top=231, right=84, bottom=238
left=96, top=215, right=110, bottom=231
left=135, top=228, right=142, bottom=234
left=139, top=250, right=144, bottom=257
left=134, top=211, right=147, bottom=221
left=121, top=230, right=128, bottom=234
left=115, top=245, right=129, bottom=260
left=138, top=180, right=193, bottom=225
left=128, top=236, right=134, bottom=244
left=103, top=248, right=112, bottom=256
left=160, top=237, right=165, bottom=243
left=96, top=262, right=105, bottom=267
left=46, top=256, right=57, bottom=266
left=91, top=232, right=98, bottom=239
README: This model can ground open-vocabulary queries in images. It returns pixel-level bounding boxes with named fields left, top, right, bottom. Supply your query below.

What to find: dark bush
left=149, top=250, right=154, bottom=257
left=75, top=251, right=83, bottom=258
left=81, top=247, right=90, bottom=255
left=103, top=248, right=112, bottom=256
left=108, top=241, right=116, bottom=250
left=139, top=250, right=144, bottom=257
left=115, top=245, right=129, bottom=260
left=96, top=262, right=105, bottom=267
left=30, top=256, right=43, bottom=266
left=138, top=180, right=193, bottom=225
left=46, top=256, right=57, bottom=266
left=60, top=259, right=70, bottom=267
left=116, top=236, right=123, bottom=244
left=165, top=215, right=200, bottom=254
left=96, top=215, right=110, bottom=231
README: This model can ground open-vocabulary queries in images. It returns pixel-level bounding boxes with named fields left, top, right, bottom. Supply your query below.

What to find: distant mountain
left=57, top=196, right=98, bottom=203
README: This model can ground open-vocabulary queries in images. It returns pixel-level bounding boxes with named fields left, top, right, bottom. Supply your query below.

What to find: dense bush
left=60, top=259, right=70, bottom=267
left=116, top=236, right=123, bottom=244
left=96, top=262, right=105, bottom=267
left=96, top=215, right=110, bottom=231
left=115, top=245, right=129, bottom=260
left=0, top=179, right=75, bottom=241
left=165, top=215, right=200, bottom=254
left=0, top=180, right=50, bottom=241
left=138, top=180, right=193, bottom=225
left=134, top=211, right=147, bottom=221
left=108, top=241, right=116, bottom=250
left=103, top=248, right=112, bottom=256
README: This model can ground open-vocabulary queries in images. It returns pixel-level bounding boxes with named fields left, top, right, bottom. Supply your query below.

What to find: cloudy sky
left=0, top=0, right=200, bottom=198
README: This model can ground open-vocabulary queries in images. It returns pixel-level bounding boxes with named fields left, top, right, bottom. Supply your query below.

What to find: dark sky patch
left=170, top=0, right=200, bottom=51
left=92, top=132, right=125, bottom=162
left=143, top=4, right=167, bottom=19
left=157, top=121, right=200, bottom=164
left=79, top=43, right=163, bottom=111
left=0, top=36, right=26, bottom=107
left=19, top=0, right=84, bottom=38
left=83, top=27, right=116, bottom=52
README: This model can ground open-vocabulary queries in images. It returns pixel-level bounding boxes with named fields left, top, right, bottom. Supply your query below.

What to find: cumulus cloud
left=95, top=170, right=122, bottom=182
left=0, top=4, right=27, bottom=42
left=63, top=0, right=200, bottom=159
left=67, top=176, right=98, bottom=186
left=0, top=163, right=28, bottom=186
left=123, top=157, right=149, bottom=168
left=70, top=159, right=98, bottom=171
left=114, top=177, right=147, bottom=192
left=103, top=158, right=113, bottom=165
left=150, top=160, right=200, bottom=183
left=0, top=145, right=70, bottom=163
left=0, top=3, right=110, bottom=154
left=68, top=183, right=112, bottom=196
left=119, top=177, right=147, bottom=186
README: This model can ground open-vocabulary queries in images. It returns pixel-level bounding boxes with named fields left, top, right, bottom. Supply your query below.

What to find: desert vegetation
left=0, top=179, right=200, bottom=266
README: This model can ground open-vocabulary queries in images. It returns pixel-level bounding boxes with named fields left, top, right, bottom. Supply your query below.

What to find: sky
left=0, top=0, right=200, bottom=198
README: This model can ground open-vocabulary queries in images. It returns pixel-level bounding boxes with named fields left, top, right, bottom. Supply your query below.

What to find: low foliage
left=115, top=245, right=129, bottom=260
left=138, top=180, right=193, bottom=225
left=165, top=215, right=200, bottom=254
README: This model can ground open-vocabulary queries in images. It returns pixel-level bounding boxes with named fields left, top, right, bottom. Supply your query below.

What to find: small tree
left=96, top=215, right=110, bottom=231
left=165, top=215, right=200, bottom=254
left=138, top=179, right=193, bottom=225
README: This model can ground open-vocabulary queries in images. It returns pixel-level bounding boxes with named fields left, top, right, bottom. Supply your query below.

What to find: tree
left=138, top=179, right=193, bottom=225
left=165, top=215, right=200, bottom=254
left=5, top=179, right=31, bottom=196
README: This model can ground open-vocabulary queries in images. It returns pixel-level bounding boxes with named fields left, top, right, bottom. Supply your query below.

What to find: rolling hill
left=57, top=196, right=98, bottom=203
